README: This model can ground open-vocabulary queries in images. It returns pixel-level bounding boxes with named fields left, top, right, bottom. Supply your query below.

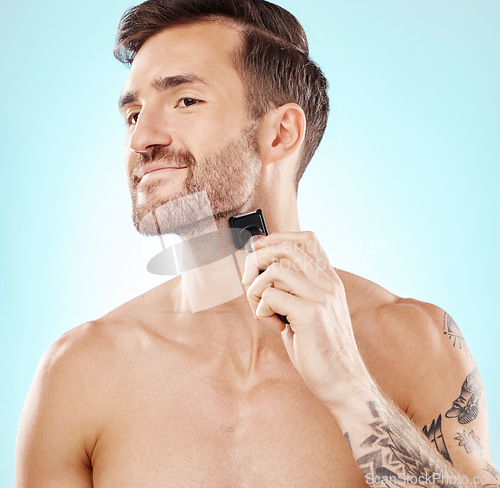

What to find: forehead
left=122, top=21, right=244, bottom=94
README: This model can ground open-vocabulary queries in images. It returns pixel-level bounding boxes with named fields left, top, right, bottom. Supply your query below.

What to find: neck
left=143, top=191, right=302, bottom=376
left=174, top=182, right=300, bottom=294
left=177, top=225, right=238, bottom=272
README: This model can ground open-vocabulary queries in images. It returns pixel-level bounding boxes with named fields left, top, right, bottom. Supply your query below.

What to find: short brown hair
left=114, top=0, right=329, bottom=189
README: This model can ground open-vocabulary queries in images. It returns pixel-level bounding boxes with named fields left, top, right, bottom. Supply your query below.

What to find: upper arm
left=382, top=300, right=499, bottom=484
left=15, top=326, right=97, bottom=487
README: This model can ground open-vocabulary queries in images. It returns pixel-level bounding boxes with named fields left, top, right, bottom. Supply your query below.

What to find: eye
left=126, top=112, right=140, bottom=126
left=178, top=98, right=200, bottom=108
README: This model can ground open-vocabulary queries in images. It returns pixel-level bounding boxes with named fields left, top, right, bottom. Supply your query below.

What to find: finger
left=246, top=262, right=325, bottom=315
left=280, top=323, right=298, bottom=369
left=252, top=231, right=337, bottom=280
left=255, top=287, right=300, bottom=329
left=241, top=241, right=284, bottom=286
left=258, top=313, right=287, bottom=333
left=242, top=241, right=334, bottom=292
left=251, top=231, right=309, bottom=249
left=242, top=241, right=309, bottom=285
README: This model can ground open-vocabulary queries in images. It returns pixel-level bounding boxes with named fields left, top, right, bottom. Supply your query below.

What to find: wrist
left=324, top=372, right=378, bottom=419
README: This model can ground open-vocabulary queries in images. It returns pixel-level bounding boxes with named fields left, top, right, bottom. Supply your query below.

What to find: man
left=15, top=0, right=498, bottom=486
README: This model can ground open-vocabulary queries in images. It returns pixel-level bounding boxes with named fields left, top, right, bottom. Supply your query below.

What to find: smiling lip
left=138, top=164, right=188, bottom=180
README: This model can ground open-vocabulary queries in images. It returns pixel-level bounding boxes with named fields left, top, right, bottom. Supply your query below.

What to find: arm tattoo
left=423, top=415, right=453, bottom=465
left=443, top=313, right=469, bottom=356
left=351, top=392, right=466, bottom=487
left=344, top=432, right=353, bottom=453
left=454, top=431, right=481, bottom=456
left=446, top=368, right=482, bottom=424
left=452, top=422, right=499, bottom=486
left=450, top=431, right=500, bottom=487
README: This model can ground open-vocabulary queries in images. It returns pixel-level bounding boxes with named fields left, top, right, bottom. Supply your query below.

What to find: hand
left=241, top=231, right=372, bottom=410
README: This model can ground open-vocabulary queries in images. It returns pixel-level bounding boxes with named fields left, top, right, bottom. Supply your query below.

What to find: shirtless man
left=15, top=0, right=498, bottom=487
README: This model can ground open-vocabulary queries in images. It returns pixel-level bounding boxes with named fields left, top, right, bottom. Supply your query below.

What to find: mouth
left=137, top=164, right=188, bottom=181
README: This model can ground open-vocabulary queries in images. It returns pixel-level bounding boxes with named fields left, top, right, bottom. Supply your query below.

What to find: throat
left=170, top=228, right=289, bottom=380
left=180, top=251, right=247, bottom=314
left=180, top=293, right=289, bottom=384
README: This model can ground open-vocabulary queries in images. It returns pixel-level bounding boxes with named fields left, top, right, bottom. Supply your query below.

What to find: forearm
left=332, top=382, right=472, bottom=488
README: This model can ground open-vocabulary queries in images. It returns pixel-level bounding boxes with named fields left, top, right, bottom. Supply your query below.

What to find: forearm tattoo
left=348, top=391, right=465, bottom=487
left=341, top=314, right=496, bottom=487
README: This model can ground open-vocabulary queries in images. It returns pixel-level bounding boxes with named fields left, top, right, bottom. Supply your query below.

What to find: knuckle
left=302, top=231, right=320, bottom=254
left=280, top=257, right=293, bottom=272
left=316, top=257, right=331, bottom=272
left=267, top=261, right=281, bottom=275
left=246, top=282, right=260, bottom=301
left=261, top=286, right=274, bottom=301
left=246, top=286, right=256, bottom=302
left=327, top=280, right=343, bottom=298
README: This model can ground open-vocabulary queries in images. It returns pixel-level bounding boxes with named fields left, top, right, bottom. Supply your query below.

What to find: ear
left=257, top=103, right=306, bottom=165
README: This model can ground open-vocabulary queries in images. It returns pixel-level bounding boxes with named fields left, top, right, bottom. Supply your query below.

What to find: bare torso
left=81, top=268, right=406, bottom=487
left=90, top=324, right=361, bottom=487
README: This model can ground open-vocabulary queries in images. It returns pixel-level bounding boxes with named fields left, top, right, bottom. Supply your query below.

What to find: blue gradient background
left=1, top=0, right=498, bottom=483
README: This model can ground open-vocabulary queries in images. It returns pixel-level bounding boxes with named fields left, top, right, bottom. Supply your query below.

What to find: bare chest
left=90, top=367, right=364, bottom=488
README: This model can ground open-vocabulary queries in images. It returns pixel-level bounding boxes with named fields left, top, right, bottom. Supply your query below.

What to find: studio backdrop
left=1, top=0, right=498, bottom=483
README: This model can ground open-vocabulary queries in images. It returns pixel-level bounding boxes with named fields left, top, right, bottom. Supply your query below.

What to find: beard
left=129, top=121, right=261, bottom=236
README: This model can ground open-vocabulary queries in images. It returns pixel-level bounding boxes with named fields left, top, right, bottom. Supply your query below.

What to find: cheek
left=185, top=111, right=248, bottom=150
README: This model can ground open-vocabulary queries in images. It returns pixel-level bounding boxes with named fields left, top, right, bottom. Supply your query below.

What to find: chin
left=131, top=189, right=216, bottom=236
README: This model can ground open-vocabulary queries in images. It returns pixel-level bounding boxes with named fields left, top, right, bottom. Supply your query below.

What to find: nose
left=129, top=108, right=173, bottom=156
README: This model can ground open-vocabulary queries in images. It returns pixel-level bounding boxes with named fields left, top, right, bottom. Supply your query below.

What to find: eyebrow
left=118, top=74, right=208, bottom=112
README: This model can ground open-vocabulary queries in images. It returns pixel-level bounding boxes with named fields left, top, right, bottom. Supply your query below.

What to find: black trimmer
left=229, top=209, right=289, bottom=324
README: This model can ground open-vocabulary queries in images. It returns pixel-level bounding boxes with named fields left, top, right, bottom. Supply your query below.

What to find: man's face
left=119, top=22, right=261, bottom=235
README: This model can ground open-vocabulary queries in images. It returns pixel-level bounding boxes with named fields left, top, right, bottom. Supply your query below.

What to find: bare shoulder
left=16, top=320, right=113, bottom=485
left=37, top=274, right=184, bottom=397
left=336, top=269, right=471, bottom=416
left=337, top=267, right=445, bottom=347
left=16, top=282, right=178, bottom=486
left=42, top=279, right=179, bottom=377
left=26, top=315, right=136, bottom=436
left=40, top=318, right=121, bottom=385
